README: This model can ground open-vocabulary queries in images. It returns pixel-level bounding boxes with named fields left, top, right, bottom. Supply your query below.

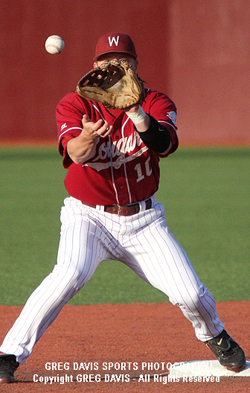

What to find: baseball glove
left=76, top=60, right=145, bottom=110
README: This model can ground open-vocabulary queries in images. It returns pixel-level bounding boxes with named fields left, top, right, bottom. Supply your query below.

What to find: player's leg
left=118, top=200, right=245, bottom=371
left=119, top=200, right=223, bottom=341
left=0, top=198, right=112, bottom=365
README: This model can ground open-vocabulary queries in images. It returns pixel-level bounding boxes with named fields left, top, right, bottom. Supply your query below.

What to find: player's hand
left=67, top=115, right=113, bottom=165
left=82, top=114, right=113, bottom=140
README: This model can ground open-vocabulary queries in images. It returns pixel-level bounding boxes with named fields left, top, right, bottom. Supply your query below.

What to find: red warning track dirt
left=0, top=301, right=249, bottom=392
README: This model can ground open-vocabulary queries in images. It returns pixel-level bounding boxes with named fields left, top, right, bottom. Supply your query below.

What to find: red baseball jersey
left=56, top=89, right=178, bottom=205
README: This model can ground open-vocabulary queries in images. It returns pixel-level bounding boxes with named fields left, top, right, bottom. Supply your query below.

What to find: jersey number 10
left=134, top=157, right=152, bottom=183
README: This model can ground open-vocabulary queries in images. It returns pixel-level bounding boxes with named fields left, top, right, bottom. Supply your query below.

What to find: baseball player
left=0, top=32, right=246, bottom=383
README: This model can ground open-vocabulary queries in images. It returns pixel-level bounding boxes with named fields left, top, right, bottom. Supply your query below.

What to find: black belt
left=81, top=198, right=152, bottom=216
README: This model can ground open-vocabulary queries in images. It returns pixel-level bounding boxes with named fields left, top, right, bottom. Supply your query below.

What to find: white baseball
left=45, top=35, right=64, bottom=54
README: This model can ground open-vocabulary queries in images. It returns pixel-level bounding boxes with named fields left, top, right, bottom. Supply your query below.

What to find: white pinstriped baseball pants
left=0, top=196, right=224, bottom=364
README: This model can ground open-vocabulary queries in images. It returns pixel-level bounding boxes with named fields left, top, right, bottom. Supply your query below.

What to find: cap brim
left=94, top=50, right=137, bottom=61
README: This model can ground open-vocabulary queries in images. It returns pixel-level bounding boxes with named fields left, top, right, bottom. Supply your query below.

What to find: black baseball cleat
left=0, top=353, right=19, bottom=383
left=205, top=329, right=246, bottom=372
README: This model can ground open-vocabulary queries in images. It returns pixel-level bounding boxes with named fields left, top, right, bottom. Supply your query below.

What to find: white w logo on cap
left=108, top=36, right=120, bottom=47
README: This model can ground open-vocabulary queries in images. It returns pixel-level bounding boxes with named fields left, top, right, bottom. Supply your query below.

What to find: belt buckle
left=105, top=198, right=151, bottom=216
left=118, top=204, right=137, bottom=216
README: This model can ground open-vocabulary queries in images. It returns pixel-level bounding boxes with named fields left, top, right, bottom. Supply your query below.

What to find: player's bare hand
left=82, top=114, right=113, bottom=139
left=67, top=115, right=113, bottom=164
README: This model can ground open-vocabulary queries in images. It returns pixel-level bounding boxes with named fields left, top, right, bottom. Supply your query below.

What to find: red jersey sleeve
left=56, top=92, right=92, bottom=168
left=142, top=90, right=179, bottom=156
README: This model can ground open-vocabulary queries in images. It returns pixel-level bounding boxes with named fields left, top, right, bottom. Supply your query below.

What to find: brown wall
left=1, top=0, right=249, bottom=146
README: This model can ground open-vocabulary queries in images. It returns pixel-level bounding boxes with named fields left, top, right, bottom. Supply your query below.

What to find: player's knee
left=182, top=284, right=209, bottom=311
left=51, top=264, right=88, bottom=288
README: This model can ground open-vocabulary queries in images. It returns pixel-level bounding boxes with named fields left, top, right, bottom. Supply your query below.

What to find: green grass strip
left=0, top=147, right=249, bottom=305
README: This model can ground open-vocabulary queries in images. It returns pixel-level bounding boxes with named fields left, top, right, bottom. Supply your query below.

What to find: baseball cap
left=94, top=32, right=137, bottom=61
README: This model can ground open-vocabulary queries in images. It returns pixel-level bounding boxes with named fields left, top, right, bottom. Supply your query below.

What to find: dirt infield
left=0, top=301, right=249, bottom=392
